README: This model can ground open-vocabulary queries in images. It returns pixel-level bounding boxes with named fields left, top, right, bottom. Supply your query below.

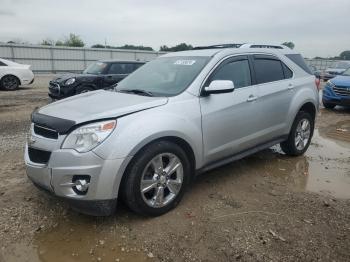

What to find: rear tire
left=280, top=111, right=314, bottom=156
left=322, top=101, right=336, bottom=109
left=1, top=75, right=20, bottom=91
left=122, top=141, right=191, bottom=216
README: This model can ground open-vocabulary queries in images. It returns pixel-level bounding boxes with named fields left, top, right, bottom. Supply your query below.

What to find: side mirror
left=204, top=80, right=235, bottom=95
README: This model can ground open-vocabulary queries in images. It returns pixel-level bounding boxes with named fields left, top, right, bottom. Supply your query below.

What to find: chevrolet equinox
left=25, top=47, right=319, bottom=216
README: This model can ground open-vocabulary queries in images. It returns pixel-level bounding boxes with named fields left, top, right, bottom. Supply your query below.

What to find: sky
left=0, top=0, right=349, bottom=58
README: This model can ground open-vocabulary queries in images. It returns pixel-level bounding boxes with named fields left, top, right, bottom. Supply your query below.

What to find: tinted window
left=210, top=59, right=251, bottom=88
left=83, top=62, right=108, bottom=74
left=254, top=58, right=285, bottom=84
left=282, top=63, right=293, bottom=79
left=108, top=63, right=134, bottom=74
left=133, top=63, right=143, bottom=70
left=285, top=54, right=312, bottom=74
left=0, top=61, right=7, bottom=66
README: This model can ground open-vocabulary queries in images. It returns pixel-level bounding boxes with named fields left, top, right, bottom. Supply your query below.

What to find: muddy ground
left=0, top=77, right=349, bottom=262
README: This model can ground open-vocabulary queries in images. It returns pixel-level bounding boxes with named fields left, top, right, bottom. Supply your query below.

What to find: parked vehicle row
left=25, top=46, right=319, bottom=216
left=0, top=58, right=34, bottom=90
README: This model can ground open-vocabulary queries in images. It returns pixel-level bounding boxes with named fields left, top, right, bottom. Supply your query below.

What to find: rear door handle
left=247, top=95, right=258, bottom=102
left=288, top=83, right=294, bottom=90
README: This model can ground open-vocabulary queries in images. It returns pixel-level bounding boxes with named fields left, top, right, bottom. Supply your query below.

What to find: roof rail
left=240, top=43, right=288, bottom=49
left=193, top=43, right=243, bottom=50
left=193, top=43, right=289, bottom=50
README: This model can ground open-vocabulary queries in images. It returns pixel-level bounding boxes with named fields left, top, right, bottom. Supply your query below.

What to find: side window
left=108, top=63, right=134, bottom=74
left=282, top=63, right=293, bottom=79
left=254, top=58, right=285, bottom=84
left=210, top=59, right=252, bottom=89
left=0, top=61, right=7, bottom=66
left=133, top=63, right=143, bottom=70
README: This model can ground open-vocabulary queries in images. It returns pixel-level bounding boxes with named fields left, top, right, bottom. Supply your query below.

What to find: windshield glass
left=83, top=62, right=108, bottom=74
left=334, top=62, right=350, bottom=69
left=342, top=68, right=350, bottom=76
left=116, top=56, right=210, bottom=96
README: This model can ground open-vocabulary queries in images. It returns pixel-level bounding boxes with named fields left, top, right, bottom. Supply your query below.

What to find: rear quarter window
left=285, top=54, right=312, bottom=74
left=254, top=58, right=285, bottom=84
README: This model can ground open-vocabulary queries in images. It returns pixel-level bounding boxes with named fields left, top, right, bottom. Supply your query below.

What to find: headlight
left=62, top=120, right=116, bottom=152
left=327, top=80, right=335, bottom=88
left=65, top=78, right=76, bottom=86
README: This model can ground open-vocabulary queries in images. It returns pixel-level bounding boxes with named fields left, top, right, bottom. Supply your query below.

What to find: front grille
left=34, top=125, right=59, bottom=139
left=34, top=125, right=58, bottom=139
left=49, top=82, right=60, bottom=95
left=28, top=147, right=51, bottom=164
left=333, top=86, right=350, bottom=97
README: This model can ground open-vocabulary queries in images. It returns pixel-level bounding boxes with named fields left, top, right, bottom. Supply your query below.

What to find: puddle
left=1, top=215, right=150, bottom=262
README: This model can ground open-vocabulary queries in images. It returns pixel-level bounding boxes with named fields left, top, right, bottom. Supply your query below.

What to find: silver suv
left=25, top=47, right=319, bottom=216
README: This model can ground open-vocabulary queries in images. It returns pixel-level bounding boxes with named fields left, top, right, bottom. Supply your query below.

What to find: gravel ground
left=0, top=78, right=349, bottom=262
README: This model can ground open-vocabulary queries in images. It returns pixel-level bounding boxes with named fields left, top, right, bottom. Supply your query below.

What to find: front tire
left=1, top=75, right=20, bottom=91
left=280, top=111, right=314, bottom=156
left=122, top=141, right=191, bottom=216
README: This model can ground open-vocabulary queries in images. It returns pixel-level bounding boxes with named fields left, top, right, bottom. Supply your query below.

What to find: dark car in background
left=48, top=60, right=145, bottom=99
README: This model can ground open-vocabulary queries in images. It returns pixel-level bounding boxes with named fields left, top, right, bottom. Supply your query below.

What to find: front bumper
left=25, top=143, right=131, bottom=216
left=48, top=82, right=75, bottom=99
left=322, top=86, right=350, bottom=106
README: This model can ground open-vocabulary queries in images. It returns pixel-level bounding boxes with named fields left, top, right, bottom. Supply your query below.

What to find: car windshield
left=334, top=62, right=350, bottom=69
left=116, top=56, right=210, bottom=96
left=83, top=61, right=108, bottom=74
left=342, top=68, right=350, bottom=76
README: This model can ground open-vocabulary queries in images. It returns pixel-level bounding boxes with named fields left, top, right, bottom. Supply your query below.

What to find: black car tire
left=76, top=86, right=94, bottom=94
left=322, top=101, right=336, bottom=109
left=1, top=75, right=20, bottom=91
left=121, top=140, right=191, bottom=216
left=280, top=111, right=314, bottom=156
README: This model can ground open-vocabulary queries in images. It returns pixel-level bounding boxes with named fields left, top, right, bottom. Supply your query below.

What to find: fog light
left=72, top=175, right=90, bottom=195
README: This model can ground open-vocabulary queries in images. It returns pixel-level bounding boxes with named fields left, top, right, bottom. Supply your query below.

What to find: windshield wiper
left=117, top=89, right=154, bottom=97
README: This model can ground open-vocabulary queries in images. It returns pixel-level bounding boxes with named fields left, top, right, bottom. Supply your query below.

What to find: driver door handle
left=288, top=83, right=294, bottom=90
left=247, top=95, right=258, bottom=102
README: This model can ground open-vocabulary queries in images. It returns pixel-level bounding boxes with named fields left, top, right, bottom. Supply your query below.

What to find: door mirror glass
left=204, top=80, right=235, bottom=94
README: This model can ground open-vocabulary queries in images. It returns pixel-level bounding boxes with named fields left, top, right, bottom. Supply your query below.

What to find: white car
left=0, top=58, right=34, bottom=90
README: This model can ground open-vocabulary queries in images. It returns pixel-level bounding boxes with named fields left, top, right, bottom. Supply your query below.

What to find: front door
left=200, top=56, right=260, bottom=164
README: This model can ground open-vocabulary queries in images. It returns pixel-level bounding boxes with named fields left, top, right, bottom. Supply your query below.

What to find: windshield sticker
left=174, top=60, right=196, bottom=66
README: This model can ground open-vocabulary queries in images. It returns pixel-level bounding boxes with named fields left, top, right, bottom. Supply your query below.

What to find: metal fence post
left=50, top=47, right=55, bottom=73
left=10, top=45, right=15, bottom=61
left=83, top=48, right=87, bottom=68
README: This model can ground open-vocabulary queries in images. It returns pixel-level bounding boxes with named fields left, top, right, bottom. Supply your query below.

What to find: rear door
left=200, top=55, right=261, bottom=164
left=251, top=54, right=294, bottom=142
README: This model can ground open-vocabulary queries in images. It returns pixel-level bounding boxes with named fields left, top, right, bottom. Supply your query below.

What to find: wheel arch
left=0, top=74, right=21, bottom=85
left=117, top=135, right=197, bottom=199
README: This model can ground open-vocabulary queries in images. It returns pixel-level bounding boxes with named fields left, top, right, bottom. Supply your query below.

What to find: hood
left=38, top=90, right=168, bottom=124
left=325, top=68, right=346, bottom=74
left=52, top=73, right=97, bottom=84
left=329, top=75, right=350, bottom=87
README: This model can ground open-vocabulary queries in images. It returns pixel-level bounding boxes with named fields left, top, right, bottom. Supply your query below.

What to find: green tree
left=160, top=43, right=193, bottom=52
left=91, top=44, right=106, bottom=48
left=281, top=41, right=295, bottom=49
left=339, top=50, right=350, bottom=60
left=55, top=40, right=64, bottom=46
left=41, top=38, right=55, bottom=46
left=63, top=33, right=85, bottom=47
